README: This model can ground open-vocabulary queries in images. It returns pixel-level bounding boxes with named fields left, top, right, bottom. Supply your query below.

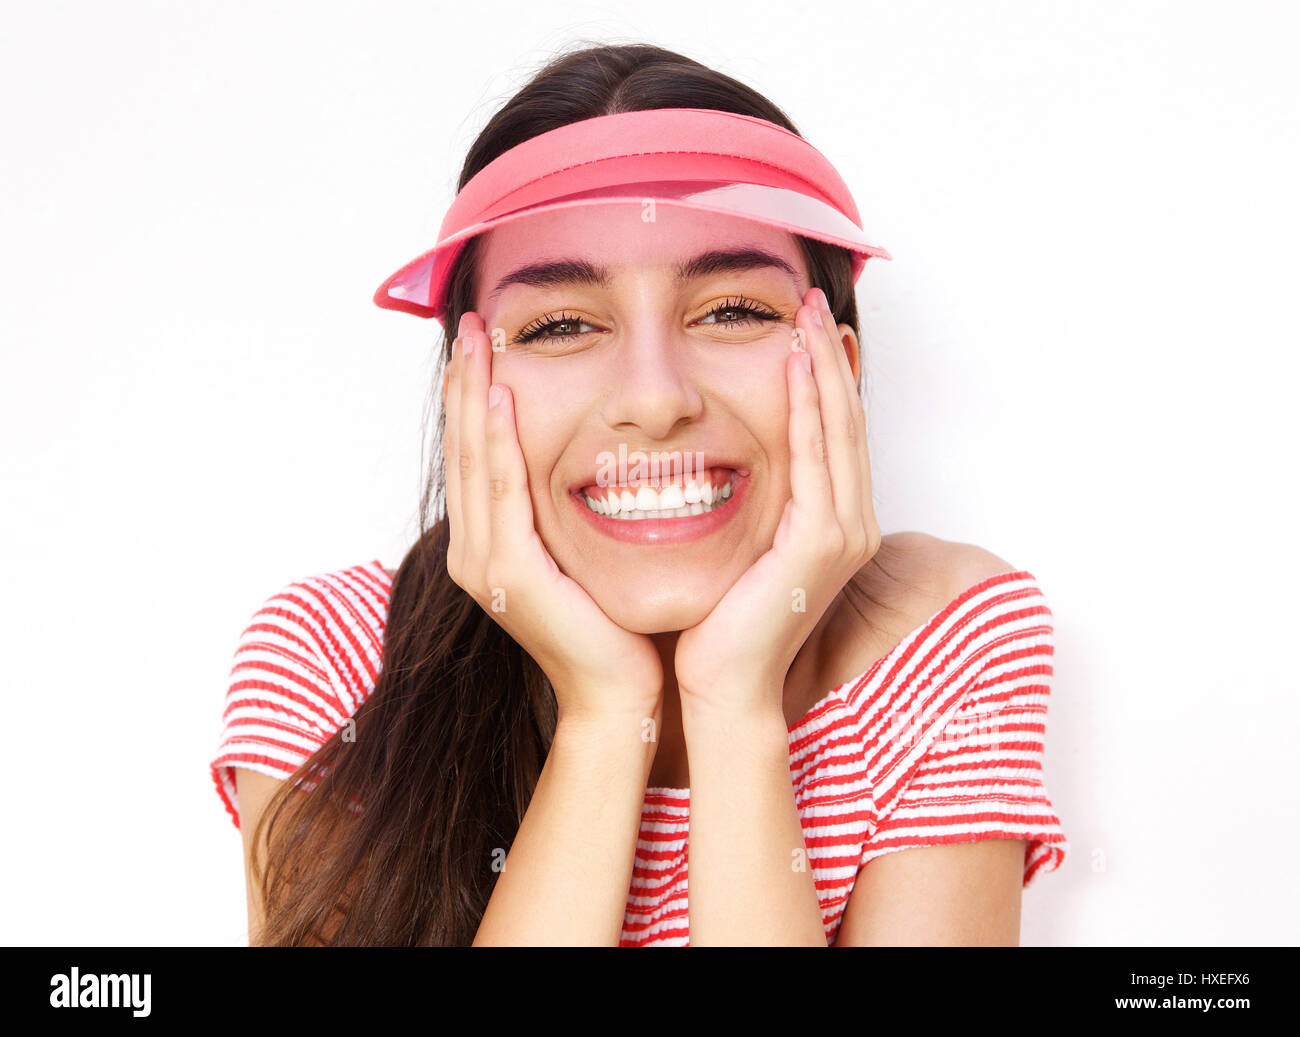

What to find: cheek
left=501, top=377, right=580, bottom=498
left=708, top=348, right=793, bottom=446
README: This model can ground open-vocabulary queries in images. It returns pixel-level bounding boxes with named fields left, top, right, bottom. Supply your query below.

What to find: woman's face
left=459, top=203, right=859, bottom=634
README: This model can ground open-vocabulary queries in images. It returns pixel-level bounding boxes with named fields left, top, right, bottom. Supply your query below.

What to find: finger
left=443, top=335, right=465, bottom=574
left=786, top=338, right=836, bottom=543
left=814, top=288, right=874, bottom=545
left=801, top=289, right=862, bottom=539
left=484, top=382, right=551, bottom=588
left=456, top=312, right=492, bottom=572
left=816, top=287, right=860, bottom=401
left=817, top=288, right=868, bottom=459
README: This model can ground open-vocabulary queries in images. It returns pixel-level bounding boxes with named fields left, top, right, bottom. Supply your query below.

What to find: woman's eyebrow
left=487, top=246, right=798, bottom=301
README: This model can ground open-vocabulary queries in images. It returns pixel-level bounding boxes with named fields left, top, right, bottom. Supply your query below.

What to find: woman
left=211, top=42, right=1068, bottom=946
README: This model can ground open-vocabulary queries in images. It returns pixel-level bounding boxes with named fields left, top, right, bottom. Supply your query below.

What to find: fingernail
left=811, top=305, right=823, bottom=328
left=463, top=332, right=474, bottom=357
left=799, top=352, right=812, bottom=374
left=488, top=384, right=504, bottom=408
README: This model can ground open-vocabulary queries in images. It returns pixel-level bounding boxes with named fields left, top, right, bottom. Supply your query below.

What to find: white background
left=2, top=0, right=1296, bottom=946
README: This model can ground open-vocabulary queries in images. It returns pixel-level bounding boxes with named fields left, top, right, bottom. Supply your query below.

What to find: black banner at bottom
left=0, top=945, right=1279, bottom=1024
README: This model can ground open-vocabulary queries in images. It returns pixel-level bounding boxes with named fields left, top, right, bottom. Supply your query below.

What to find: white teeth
left=658, top=484, right=685, bottom=509
left=581, top=475, right=737, bottom=519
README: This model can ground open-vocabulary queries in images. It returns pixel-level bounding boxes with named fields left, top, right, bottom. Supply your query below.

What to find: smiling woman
left=210, top=41, right=1069, bottom=947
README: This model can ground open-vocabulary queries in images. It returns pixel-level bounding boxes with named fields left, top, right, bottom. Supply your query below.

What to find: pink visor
left=374, top=107, right=892, bottom=321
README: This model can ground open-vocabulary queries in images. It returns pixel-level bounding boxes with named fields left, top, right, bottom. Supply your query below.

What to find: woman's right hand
left=443, top=310, right=664, bottom=729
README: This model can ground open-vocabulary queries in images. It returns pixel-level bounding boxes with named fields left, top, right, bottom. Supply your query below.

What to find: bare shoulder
left=804, top=532, right=1018, bottom=698
left=851, top=531, right=1014, bottom=606
left=890, top=531, right=1018, bottom=603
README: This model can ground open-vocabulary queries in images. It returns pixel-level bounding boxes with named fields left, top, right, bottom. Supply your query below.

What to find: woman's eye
left=513, top=312, right=595, bottom=344
left=697, top=297, right=782, bottom=330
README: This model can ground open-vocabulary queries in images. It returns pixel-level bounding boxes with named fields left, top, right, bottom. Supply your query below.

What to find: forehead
left=476, top=203, right=808, bottom=290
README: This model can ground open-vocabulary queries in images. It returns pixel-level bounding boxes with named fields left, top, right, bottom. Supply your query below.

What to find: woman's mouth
left=568, top=467, right=748, bottom=545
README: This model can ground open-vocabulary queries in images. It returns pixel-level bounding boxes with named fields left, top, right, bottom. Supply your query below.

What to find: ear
left=836, top=323, right=861, bottom=384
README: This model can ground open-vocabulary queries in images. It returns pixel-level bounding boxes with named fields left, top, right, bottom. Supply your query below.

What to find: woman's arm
left=671, top=288, right=879, bottom=944
left=472, top=708, right=657, bottom=946
left=234, top=767, right=282, bottom=945
left=833, top=839, right=1025, bottom=945
left=448, top=316, right=667, bottom=945
left=680, top=695, right=827, bottom=946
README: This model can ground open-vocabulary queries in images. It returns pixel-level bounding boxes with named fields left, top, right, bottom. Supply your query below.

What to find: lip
left=570, top=471, right=750, bottom=545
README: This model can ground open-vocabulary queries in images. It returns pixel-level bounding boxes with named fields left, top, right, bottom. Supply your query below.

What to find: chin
left=598, top=588, right=719, bottom=636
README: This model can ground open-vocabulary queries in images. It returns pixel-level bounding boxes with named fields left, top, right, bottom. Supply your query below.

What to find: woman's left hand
left=674, top=286, right=882, bottom=717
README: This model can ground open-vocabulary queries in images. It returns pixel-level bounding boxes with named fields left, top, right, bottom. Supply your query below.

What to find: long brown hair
left=249, top=40, right=869, bottom=945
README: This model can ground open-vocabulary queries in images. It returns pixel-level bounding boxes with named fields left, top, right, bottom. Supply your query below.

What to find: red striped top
left=211, top=559, right=1069, bottom=945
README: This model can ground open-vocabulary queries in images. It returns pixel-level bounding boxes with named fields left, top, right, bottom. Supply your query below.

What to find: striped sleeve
left=858, top=572, right=1069, bottom=887
left=209, top=576, right=354, bottom=831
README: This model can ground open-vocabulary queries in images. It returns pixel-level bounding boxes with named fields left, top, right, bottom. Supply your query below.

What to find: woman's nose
left=598, top=330, right=704, bottom=441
